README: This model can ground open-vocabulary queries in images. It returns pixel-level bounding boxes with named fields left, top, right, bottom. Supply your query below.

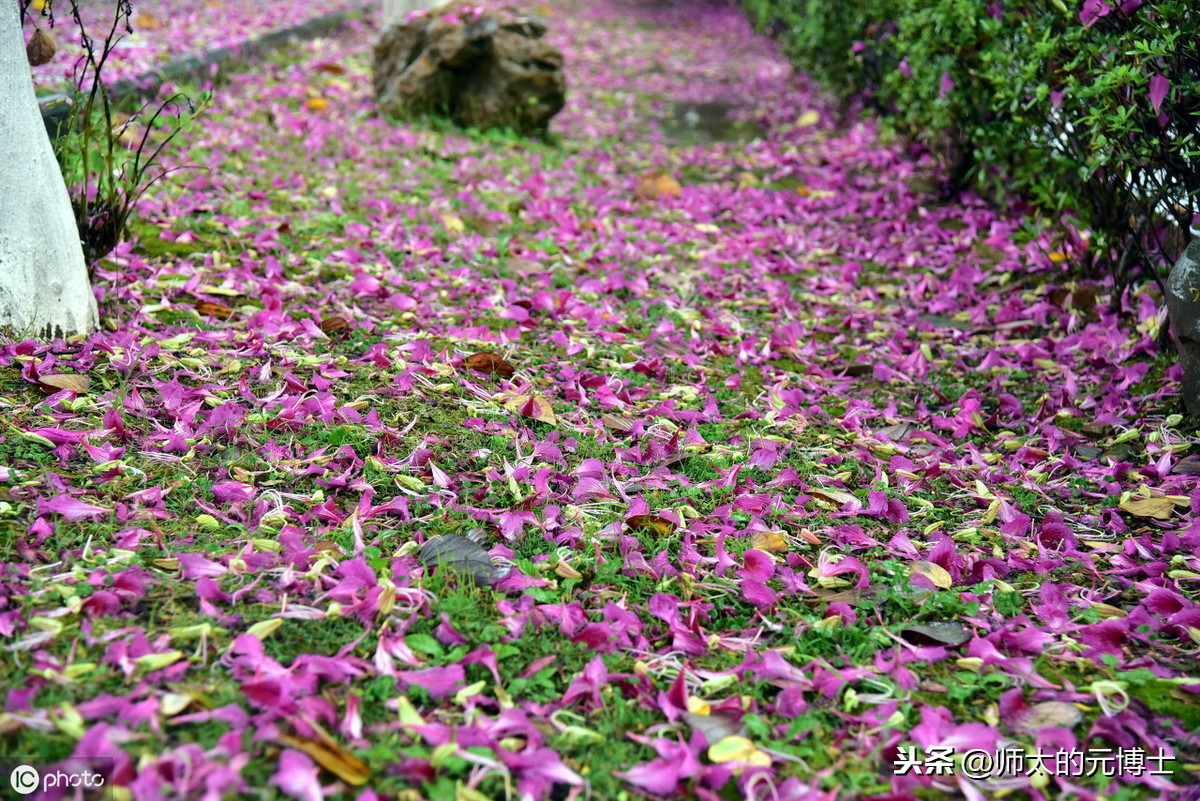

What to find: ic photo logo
left=8, top=765, right=38, bottom=795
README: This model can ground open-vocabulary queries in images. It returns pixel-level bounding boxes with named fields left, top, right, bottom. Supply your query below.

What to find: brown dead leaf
left=195, top=300, right=236, bottom=320
left=1013, top=701, right=1082, bottom=733
left=635, top=171, right=683, bottom=201
left=278, top=730, right=369, bottom=786
left=1171, top=454, right=1200, bottom=476
left=318, top=316, right=350, bottom=336
left=316, top=63, right=348, bottom=74
left=508, top=257, right=546, bottom=276
left=135, top=11, right=162, bottom=29
left=1081, top=422, right=1114, bottom=438
left=910, top=560, right=953, bottom=589
left=875, top=423, right=914, bottom=441
left=554, top=561, right=583, bottom=579
left=465, top=352, right=515, bottom=378
left=1048, top=286, right=1097, bottom=312
left=1118, top=497, right=1175, bottom=520
left=26, top=28, right=57, bottom=67
left=36, top=374, right=90, bottom=394
left=626, top=514, right=676, bottom=535
left=839, top=363, right=873, bottom=377
left=750, top=530, right=789, bottom=553
left=600, top=413, right=635, bottom=433
left=503, top=393, right=557, bottom=425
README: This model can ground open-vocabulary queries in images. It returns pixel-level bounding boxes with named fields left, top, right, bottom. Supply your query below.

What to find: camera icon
left=9, top=764, right=40, bottom=795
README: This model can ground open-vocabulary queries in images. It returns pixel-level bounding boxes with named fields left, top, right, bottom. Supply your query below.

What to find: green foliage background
left=743, top=0, right=1199, bottom=284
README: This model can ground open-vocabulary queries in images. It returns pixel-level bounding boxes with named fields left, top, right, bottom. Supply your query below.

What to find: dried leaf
left=418, top=534, right=508, bottom=586
left=839, top=362, right=873, bottom=377
left=1081, top=422, right=1114, bottom=438
left=750, top=530, right=789, bottom=553
left=465, top=352, right=515, bottom=378
left=1013, top=701, right=1083, bottom=733
left=875, top=423, right=914, bottom=441
left=195, top=300, right=236, bottom=320
left=600, top=413, right=635, bottom=433
left=1118, top=497, right=1175, bottom=520
left=1069, top=444, right=1104, bottom=461
left=508, top=257, right=546, bottom=276
left=626, top=514, right=676, bottom=535
left=634, top=171, right=682, bottom=201
left=554, top=561, right=582, bottom=579
left=134, top=11, right=162, bottom=29
left=318, top=316, right=350, bottom=336
left=1172, top=455, right=1200, bottom=476
left=36, top=374, right=89, bottom=394
left=316, top=63, right=348, bottom=74
left=900, top=620, right=970, bottom=647
left=807, top=487, right=857, bottom=507
left=683, top=711, right=745, bottom=744
left=910, top=560, right=953, bottom=589
left=503, top=393, right=556, bottom=425
left=26, top=28, right=57, bottom=67
left=278, top=731, right=369, bottom=786
left=734, top=172, right=759, bottom=190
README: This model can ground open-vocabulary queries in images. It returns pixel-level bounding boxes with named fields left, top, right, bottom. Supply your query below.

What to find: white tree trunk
left=382, top=0, right=442, bottom=28
left=0, top=3, right=97, bottom=338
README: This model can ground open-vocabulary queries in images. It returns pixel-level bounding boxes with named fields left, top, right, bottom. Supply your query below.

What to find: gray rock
left=1167, top=238, right=1200, bottom=415
left=372, top=4, right=565, bottom=136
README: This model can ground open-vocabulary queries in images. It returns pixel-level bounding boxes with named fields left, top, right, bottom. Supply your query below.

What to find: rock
left=372, top=3, right=565, bottom=136
left=1167, top=238, right=1200, bottom=415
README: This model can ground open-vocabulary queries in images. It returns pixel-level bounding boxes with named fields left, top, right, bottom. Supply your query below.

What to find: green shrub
left=744, top=0, right=1199, bottom=287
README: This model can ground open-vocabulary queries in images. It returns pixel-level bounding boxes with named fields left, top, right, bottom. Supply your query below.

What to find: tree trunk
left=382, top=0, right=442, bottom=28
left=0, top=4, right=97, bottom=339
left=382, top=0, right=408, bottom=27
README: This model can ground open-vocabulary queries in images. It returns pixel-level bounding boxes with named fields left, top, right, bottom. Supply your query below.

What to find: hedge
left=743, top=0, right=1199, bottom=286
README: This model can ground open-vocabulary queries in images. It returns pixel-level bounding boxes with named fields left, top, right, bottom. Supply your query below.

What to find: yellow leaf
left=502, top=393, right=557, bottom=425
left=625, top=514, right=676, bottom=535
left=750, top=530, right=789, bottom=553
left=1118, top=497, right=1175, bottom=520
left=910, top=560, right=953, bottom=589
left=441, top=213, right=466, bottom=233
left=708, top=736, right=772, bottom=767
left=305, top=97, right=329, bottom=112
left=796, top=110, right=820, bottom=127
left=278, top=731, right=369, bottom=786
